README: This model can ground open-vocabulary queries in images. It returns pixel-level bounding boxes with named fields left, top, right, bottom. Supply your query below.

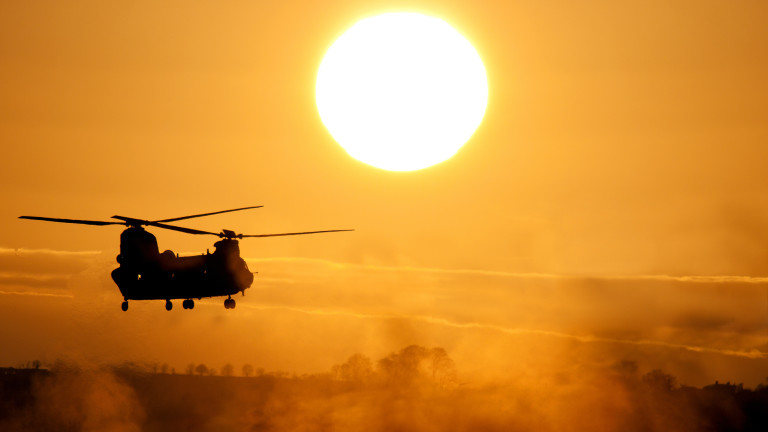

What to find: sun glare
left=316, top=13, right=488, bottom=171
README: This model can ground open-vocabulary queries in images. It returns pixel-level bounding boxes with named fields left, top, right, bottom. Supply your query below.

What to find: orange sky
left=1, top=0, right=767, bottom=387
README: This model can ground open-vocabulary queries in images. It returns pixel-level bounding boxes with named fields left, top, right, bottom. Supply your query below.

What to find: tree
left=332, top=354, right=373, bottom=383
left=221, top=363, right=234, bottom=377
left=378, top=345, right=430, bottom=386
left=186, top=363, right=196, bottom=375
left=642, top=369, right=677, bottom=392
left=242, top=364, right=254, bottom=377
left=195, top=364, right=209, bottom=376
left=377, top=345, right=457, bottom=388
left=429, top=347, right=457, bottom=388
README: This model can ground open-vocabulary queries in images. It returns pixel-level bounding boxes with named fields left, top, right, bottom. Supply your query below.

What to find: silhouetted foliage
left=2, top=355, right=767, bottom=432
left=331, top=354, right=373, bottom=384
left=221, top=363, right=234, bottom=377
left=642, top=369, right=677, bottom=392
left=376, top=345, right=457, bottom=388
left=242, top=364, right=254, bottom=377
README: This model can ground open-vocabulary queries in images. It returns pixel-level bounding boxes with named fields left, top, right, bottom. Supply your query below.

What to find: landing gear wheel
left=224, top=298, right=236, bottom=309
left=182, top=299, right=195, bottom=310
left=165, top=300, right=173, bottom=311
left=121, top=301, right=128, bottom=312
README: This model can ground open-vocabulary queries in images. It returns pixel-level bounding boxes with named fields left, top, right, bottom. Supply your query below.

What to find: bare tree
left=186, top=363, right=196, bottom=375
left=377, top=345, right=457, bottom=388
left=242, top=363, right=254, bottom=377
left=195, top=364, right=208, bottom=376
left=332, top=354, right=373, bottom=383
left=221, top=363, right=234, bottom=377
left=642, top=369, right=677, bottom=392
left=429, top=347, right=457, bottom=388
left=378, top=345, right=429, bottom=386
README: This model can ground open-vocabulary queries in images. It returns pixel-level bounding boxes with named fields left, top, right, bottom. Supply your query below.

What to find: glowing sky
left=1, top=0, right=767, bottom=387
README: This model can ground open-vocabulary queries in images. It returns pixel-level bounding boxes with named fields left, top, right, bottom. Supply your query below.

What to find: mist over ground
left=2, top=345, right=767, bottom=432
left=1, top=250, right=766, bottom=389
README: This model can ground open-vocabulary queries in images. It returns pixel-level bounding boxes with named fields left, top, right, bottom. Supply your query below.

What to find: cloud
left=0, top=247, right=102, bottom=257
left=235, top=302, right=767, bottom=359
left=241, top=256, right=768, bottom=378
left=247, top=256, right=768, bottom=284
left=0, top=290, right=73, bottom=298
left=0, top=272, right=70, bottom=288
left=0, top=247, right=105, bottom=295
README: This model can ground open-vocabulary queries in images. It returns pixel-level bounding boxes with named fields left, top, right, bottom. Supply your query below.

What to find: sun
left=316, top=13, right=488, bottom=172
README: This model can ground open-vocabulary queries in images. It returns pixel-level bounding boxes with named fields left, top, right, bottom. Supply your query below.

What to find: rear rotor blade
left=154, top=206, right=263, bottom=223
left=19, top=216, right=123, bottom=226
left=241, top=229, right=354, bottom=238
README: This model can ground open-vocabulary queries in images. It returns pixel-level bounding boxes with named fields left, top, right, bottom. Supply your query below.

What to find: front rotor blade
left=145, top=221, right=220, bottom=236
left=19, top=216, right=123, bottom=226
left=111, top=216, right=147, bottom=226
left=154, top=206, right=264, bottom=223
left=241, top=229, right=354, bottom=238
left=112, top=215, right=219, bottom=236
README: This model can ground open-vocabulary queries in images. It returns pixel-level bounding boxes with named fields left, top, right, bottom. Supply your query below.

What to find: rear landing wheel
left=121, top=301, right=128, bottom=312
left=165, top=300, right=172, bottom=311
left=182, top=299, right=195, bottom=310
left=224, top=298, right=235, bottom=309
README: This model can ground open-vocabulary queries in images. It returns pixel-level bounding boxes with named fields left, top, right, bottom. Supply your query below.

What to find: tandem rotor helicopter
left=19, top=206, right=352, bottom=311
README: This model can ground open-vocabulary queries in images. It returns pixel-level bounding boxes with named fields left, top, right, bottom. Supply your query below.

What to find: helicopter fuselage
left=110, top=227, right=253, bottom=302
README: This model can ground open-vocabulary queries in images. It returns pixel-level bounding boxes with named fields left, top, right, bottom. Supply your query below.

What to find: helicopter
left=19, top=206, right=352, bottom=311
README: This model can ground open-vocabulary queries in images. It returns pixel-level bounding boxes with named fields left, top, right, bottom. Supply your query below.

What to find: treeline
left=1, top=347, right=767, bottom=431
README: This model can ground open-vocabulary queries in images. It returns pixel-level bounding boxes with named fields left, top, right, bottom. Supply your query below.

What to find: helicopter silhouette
left=19, top=206, right=352, bottom=311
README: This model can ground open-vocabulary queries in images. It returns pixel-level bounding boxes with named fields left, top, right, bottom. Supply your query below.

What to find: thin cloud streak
left=247, top=257, right=768, bottom=284
left=0, top=290, right=73, bottom=298
left=0, top=272, right=71, bottom=282
left=231, top=302, right=768, bottom=360
left=4, top=279, right=763, bottom=362
left=0, top=247, right=103, bottom=257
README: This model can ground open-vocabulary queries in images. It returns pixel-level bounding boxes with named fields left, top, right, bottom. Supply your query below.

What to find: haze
left=1, top=0, right=767, bottom=419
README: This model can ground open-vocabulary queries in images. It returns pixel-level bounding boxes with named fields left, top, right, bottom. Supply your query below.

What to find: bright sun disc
left=316, top=13, right=488, bottom=171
